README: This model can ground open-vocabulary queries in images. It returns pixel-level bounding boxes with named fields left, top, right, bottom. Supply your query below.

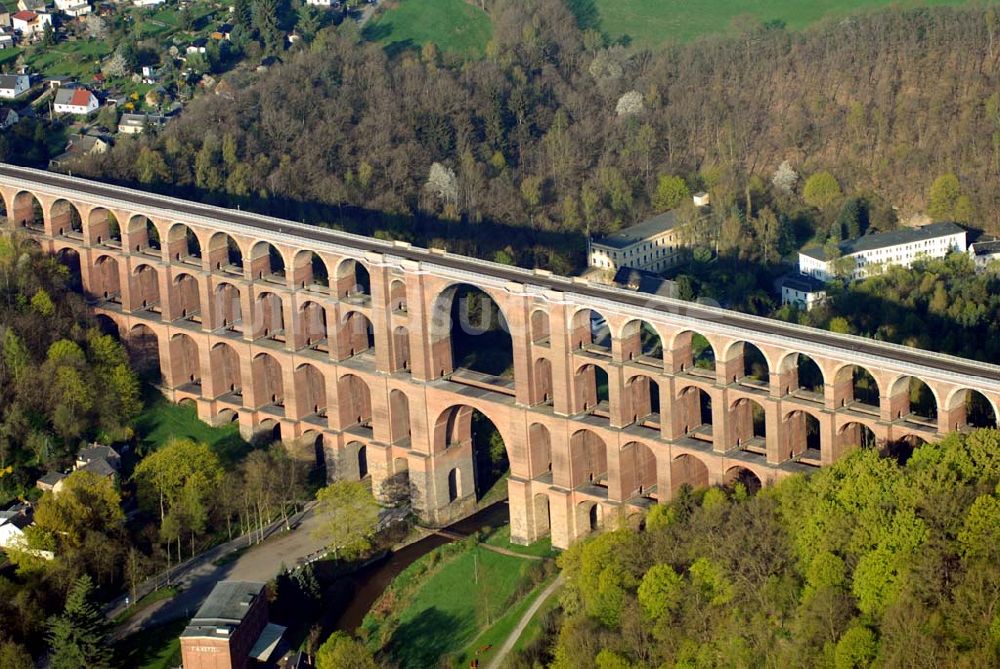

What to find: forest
left=513, top=429, right=1000, bottom=669
left=70, top=1, right=1000, bottom=273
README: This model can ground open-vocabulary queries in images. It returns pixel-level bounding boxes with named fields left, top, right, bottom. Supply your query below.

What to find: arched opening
left=727, top=341, right=769, bottom=386
left=784, top=410, right=822, bottom=463
left=888, top=376, right=938, bottom=424
left=672, top=330, right=716, bottom=375
left=338, top=374, right=372, bottom=428
left=166, top=223, right=202, bottom=265
left=253, top=292, right=285, bottom=341
left=299, top=301, right=328, bottom=350
left=51, top=199, right=83, bottom=237
left=357, top=444, right=368, bottom=479
left=533, top=358, right=553, bottom=405
left=574, top=363, right=610, bottom=415
left=126, top=215, right=161, bottom=254
left=531, top=310, right=550, bottom=345
left=724, top=466, right=762, bottom=495
left=447, top=468, right=460, bottom=502
left=528, top=423, right=552, bottom=479
left=207, top=232, right=243, bottom=273
left=12, top=192, right=44, bottom=230
left=92, top=255, right=121, bottom=302
left=677, top=386, right=713, bottom=441
left=886, top=434, right=927, bottom=464
left=170, top=334, right=201, bottom=386
left=620, top=441, right=657, bottom=500
left=389, top=389, right=411, bottom=444
left=381, top=457, right=411, bottom=507
left=569, top=429, right=608, bottom=488
left=257, top=419, right=282, bottom=444
left=433, top=405, right=508, bottom=501
left=87, top=207, right=121, bottom=246
left=249, top=241, right=286, bottom=283
left=173, top=273, right=201, bottom=321
left=625, top=375, right=660, bottom=429
left=341, top=311, right=375, bottom=358
left=946, top=389, right=998, bottom=430
left=570, top=308, right=611, bottom=354
left=292, top=250, right=330, bottom=291
left=335, top=259, right=371, bottom=302
left=53, top=247, right=82, bottom=293
left=391, top=325, right=411, bottom=372
left=731, top=398, right=767, bottom=452
left=621, top=319, right=663, bottom=365
left=127, top=323, right=161, bottom=383
left=838, top=421, right=877, bottom=451
left=779, top=353, right=824, bottom=398
left=214, top=283, right=243, bottom=332
left=94, top=314, right=120, bottom=338
left=430, top=284, right=513, bottom=380
left=211, top=343, right=242, bottom=398
left=252, top=352, right=284, bottom=408
left=670, top=454, right=710, bottom=496
left=132, top=264, right=161, bottom=311
left=389, top=279, right=407, bottom=313
left=576, top=501, right=604, bottom=535
left=835, top=365, right=880, bottom=412
left=295, top=364, right=327, bottom=422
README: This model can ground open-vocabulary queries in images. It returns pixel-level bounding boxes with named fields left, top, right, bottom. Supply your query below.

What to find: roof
left=182, top=581, right=266, bottom=638
left=0, top=74, right=26, bottom=90
left=37, top=471, right=67, bottom=486
left=78, top=444, right=119, bottom=463
left=593, top=211, right=680, bottom=250
left=970, top=240, right=1000, bottom=256
left=613, top=266, right=677, bottom=297
left=12, top=10, right=37, bottom=20
left=782, top=274, right=827, bottom=293
left=801, top=222, right=966, bottom=261
left=80, top=458, right=116, bottom=477
left=119, top=112, right=165, bottom=127
left=249, top=623, right=286, bottom=662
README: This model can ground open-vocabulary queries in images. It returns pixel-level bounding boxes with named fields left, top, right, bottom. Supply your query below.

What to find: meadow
left=363, top=0, right=493, bottom=56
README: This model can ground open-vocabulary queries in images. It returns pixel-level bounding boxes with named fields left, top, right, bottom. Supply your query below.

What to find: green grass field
left=363, top=540, right=548, bottom=667
left=113, top=617, right=187, bottom=669
left=364, top=0, right=493, bottom=57
left=133, top=389, right=249, bottom=462
left=577, top=0, right=997, bottom=47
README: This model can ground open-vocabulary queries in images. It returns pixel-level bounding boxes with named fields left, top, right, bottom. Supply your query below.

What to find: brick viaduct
left=2, top=164, right=999, bottom=549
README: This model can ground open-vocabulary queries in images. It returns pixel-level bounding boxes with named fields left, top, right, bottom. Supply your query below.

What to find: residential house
left=0, top=73, right=29, bottom=99
left=53, top=86, right=99, bottom=115
left=49, top=132, right=110, bottom=167
left=118, top=111, right=166, bottom=134
left=612, top=266, right=677, bottom=298
left=186, top=37, right=207, bottom=54
left=0, top=108, right=19, bottom=130
left=0, top=11, right=11, bottom=27
left=75, top=443, right=121, bottom=471
left=968, top=239, right=1000, bottom=271
left=799, top=222, right=968, bottom=282
left=0, top=503, right=32, bottom=552
left=16, top=0, right=46, bottom=12
left=35, top=471, right=67, bottom=494
left=779, top=274, right=828, bottom=310
left=0, top=31, right=14, bottom=49
left=54, top=0, right=91, bottom=17
left=11, top=10, right=52, bottom=37
left=211, top=22, right=233, bottom=40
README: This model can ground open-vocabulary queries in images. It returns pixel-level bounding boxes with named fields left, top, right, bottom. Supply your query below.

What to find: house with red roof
left=11, top=10, right=52, bottom=37
left=53, top=86, right=100, bottom=115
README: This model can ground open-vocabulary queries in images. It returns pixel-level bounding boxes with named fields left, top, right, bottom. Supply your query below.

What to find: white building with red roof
left=11, top=10, right=52, bottom=37
left=53, top=86, right=100, bottom=115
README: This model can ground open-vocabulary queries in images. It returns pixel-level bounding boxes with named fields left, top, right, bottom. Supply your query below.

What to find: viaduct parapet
left=2, top=164, right=998, bottom=548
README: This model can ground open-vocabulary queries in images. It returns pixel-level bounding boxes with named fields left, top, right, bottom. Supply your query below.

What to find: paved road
left=2, top=163, right=997, bottom=383
left=485, top=574, right=564, bottom=669
left=112, top=505, right=328, bottom=639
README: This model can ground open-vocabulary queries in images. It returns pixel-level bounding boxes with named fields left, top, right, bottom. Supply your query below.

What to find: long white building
left=799, top=222, right=967, bottom=281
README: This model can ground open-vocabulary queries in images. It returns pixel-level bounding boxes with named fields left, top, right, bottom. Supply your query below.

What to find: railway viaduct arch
left=3, top=165, right=999, bottom=549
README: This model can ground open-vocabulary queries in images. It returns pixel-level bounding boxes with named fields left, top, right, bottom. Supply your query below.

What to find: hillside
left=73, top=2, right=1000, bottom=269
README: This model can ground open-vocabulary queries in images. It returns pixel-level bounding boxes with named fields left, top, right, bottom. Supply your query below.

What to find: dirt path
left=485, top=574, right=563, bottom=669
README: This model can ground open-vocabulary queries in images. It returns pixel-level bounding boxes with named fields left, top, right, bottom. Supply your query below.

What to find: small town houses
left=0, top=73, right=30, bottom=99
left=11, top=10, right=52, bottom=39
left=53, top=86, right=99, bottom=115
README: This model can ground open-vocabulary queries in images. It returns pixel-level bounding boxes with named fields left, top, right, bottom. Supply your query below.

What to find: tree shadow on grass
left=566, top=0, right=601, bottom=31
left=386, top=607, right=464, bottom=669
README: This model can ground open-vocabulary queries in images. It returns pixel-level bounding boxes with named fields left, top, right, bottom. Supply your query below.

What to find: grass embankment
left=112, top=586, right=179, bottom=625
left=361, top=535, right=555, bottom=667
left=133, top=389, right=248, bottom=462
left=364, top=0, right=493, bottom=57
left=579, top=0, right=997, bottom=47
left=113, top=617, right=188, bottom=669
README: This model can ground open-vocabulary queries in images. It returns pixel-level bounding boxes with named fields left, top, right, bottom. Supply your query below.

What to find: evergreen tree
left=47, top=576, right=112, bottom=669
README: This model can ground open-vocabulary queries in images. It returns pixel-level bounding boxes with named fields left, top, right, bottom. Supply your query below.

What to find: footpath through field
left=485, top=573, right=564, bottom=669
